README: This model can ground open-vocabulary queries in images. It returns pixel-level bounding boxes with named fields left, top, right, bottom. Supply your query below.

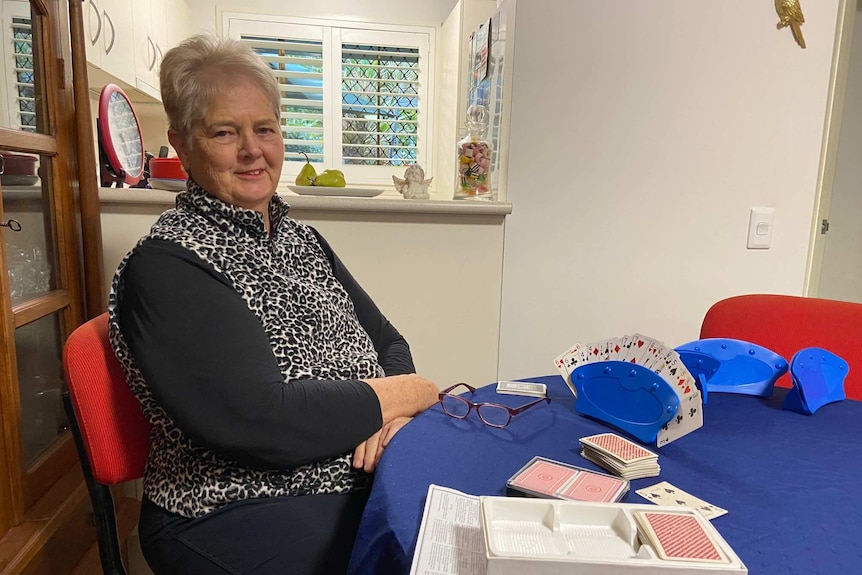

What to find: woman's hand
left=363, top=374, right=439, bottom=425
left=353, top=416, right=412, bottom=473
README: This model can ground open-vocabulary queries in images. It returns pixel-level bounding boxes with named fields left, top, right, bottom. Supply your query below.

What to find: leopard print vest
left=107, top=182, right=383, bottom=518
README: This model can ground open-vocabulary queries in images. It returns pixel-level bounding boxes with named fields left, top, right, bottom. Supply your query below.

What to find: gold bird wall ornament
left=775, top=0, right=806, bottom=49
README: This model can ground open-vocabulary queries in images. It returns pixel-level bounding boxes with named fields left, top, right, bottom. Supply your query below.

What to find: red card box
left=507, top=456, right=629, bottom=503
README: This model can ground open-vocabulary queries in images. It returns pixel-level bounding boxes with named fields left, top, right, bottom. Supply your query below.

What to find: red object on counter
left=149, top=157, right=187, bottom=180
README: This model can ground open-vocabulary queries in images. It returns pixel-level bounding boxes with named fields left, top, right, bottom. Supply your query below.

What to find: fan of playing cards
left=554, top=334, right=704, bottom=447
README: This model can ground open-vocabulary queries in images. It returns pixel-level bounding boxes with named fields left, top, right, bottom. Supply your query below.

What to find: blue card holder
left=675, top=338, right=788, bottom=398
left=783, top=347, right=848, bottom=415
left=571, top=361, right=679, bottom=444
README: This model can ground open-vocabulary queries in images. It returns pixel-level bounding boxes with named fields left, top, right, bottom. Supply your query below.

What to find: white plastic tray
left=480, top=497, right=747, bottom=575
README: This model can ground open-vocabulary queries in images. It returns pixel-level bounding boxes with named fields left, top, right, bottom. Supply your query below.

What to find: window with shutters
left=1, top=1, right=35, bottom=132
left=223, top=14, right=435, bottom=187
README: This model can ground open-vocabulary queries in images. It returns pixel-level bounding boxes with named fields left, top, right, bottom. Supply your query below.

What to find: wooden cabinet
left=0, top=0, right=104, bottom=573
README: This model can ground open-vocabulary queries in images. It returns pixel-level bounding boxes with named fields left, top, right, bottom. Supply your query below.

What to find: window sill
left=99, top=188, right=512, bottom=217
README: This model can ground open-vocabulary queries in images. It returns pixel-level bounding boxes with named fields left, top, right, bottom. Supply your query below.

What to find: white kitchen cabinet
left=82, top=0, right=135, bottom=86
left=132, top=0, right=160, bottom=99
left=131, top=0, right=194, bottom=101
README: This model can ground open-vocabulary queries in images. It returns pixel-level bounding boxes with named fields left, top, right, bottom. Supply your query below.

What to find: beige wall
left=498, top=0, right=843, bottom=380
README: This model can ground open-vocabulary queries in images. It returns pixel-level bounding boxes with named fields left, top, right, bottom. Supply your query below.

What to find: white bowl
left=148, top=178, right=186, bottom=192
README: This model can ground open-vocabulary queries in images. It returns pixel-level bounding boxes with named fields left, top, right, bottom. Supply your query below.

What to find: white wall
left=185, top=0, right=459, bottom=33
left=818, top=11, right=862, bottom=302
left=498, top=0, right=842, bottom=380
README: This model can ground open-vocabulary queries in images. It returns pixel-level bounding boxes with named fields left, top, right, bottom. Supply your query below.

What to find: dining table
left=347, top=374, right=862, bottom=575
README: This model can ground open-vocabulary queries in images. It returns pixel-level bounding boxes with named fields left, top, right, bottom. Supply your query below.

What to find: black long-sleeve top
left=118, top=232, right=415, bottom=471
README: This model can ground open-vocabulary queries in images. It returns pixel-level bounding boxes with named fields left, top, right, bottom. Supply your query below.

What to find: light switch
left=747, top=208, right=775, bottom=249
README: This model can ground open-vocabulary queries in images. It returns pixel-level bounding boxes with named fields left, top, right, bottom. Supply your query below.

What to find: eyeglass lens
left=440, top=395, right=511, bottom=427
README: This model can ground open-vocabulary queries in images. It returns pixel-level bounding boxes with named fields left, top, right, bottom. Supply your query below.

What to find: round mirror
left=97, top=84, right=144, bottom=186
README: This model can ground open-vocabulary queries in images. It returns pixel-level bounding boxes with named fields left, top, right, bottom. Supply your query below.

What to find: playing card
left=635, top=481, right=727, bottom=520
left=644, top=340, right=672, bottom=371
left=585, top=340, right=605, bottom=363
left=634, top=511, right=728, bottom=562
left=606, top=337, right=623, bottom=361
left=623, top=333, right=653, bottom=365
left=509, top=460, right=576, bottom=497
left=553, top=342, right=583, bottom=397
left=558, top=469, right=627, bottom=503
left=580, top=433, right=657, bottom=464
left=618, top=335, right=632, bottom=360
left=507, top=457, right=629, bottom=503
left=657, top=389, right=703, bottom=447
left=655, top=350, right=696, bottom=398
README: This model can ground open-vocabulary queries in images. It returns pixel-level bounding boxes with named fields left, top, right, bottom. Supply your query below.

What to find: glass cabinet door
left=0, top=0, right=86, bottom=525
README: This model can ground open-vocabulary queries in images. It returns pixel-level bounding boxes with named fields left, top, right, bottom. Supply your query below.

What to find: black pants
left=139, top=490, right=370, bottom=575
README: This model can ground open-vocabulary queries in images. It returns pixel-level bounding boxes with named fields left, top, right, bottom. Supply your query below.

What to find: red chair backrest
left=63, top=312, right=151, bottom=485
left=700, top=294, right=862, bottom=400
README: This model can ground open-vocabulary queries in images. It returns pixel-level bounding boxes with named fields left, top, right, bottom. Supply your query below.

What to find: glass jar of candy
left=454, top=104, right=492, bottom=200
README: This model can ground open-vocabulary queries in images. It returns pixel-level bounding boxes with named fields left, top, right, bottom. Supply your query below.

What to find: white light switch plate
left=747, top=207, right=775, bottom=249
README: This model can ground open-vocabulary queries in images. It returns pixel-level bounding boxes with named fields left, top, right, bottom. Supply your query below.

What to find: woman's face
left=170, top=80, right=283, bottom=215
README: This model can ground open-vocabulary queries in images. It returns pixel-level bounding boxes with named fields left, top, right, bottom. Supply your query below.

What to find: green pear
left=295, top=152, right=317, bottom=186
left=314, top=169, right=346, bottom=187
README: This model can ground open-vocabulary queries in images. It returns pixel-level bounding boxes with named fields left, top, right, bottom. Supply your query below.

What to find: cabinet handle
left=88, top=0, right=101, bottom=46
left=103, top=11, right=115, bottom=54
left=0, top=219, right=22, bottom=232
left=147, top=36, right=156, bottom=71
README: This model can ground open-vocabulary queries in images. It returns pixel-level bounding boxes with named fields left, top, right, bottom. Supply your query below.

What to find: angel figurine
left=393, top=164, right=433, bottom=200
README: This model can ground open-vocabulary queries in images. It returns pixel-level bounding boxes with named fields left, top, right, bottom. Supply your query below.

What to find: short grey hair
left=159, top=35, right=281, bottom=146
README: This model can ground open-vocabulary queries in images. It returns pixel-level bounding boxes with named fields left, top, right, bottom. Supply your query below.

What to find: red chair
left=699, top=294, right=862, bottom=400
left=62, top=312, right=151, bottom=575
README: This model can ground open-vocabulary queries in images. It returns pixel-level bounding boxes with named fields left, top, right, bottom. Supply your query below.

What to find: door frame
left=805, top=0, right=857, bottom=296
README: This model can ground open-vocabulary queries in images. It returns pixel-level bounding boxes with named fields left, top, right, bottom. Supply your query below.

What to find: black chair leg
left=63, top=392, right=129, bottom=575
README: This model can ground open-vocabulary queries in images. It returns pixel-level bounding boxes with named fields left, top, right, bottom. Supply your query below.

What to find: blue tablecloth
left=347, top=375, right=862, bottom=575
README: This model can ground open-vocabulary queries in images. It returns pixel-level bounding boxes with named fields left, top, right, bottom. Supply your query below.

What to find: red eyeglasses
left=438, top=383, right=551, bottom=428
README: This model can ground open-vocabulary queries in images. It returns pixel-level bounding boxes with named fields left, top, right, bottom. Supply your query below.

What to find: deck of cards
left=580, top=433, right=660, bottom=480
left=554, top=333, right=704, bottom=447
left=634, top=510, right=730, bottom=563
left=495, top=380, right=547, bottom=398
left=507, top=456, right=629, bottom=503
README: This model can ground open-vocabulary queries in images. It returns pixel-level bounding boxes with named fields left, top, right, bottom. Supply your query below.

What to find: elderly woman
left=107, top=35, right=439, bottom=574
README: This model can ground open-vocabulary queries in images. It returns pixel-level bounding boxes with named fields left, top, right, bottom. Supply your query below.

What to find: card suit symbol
left=670, top=367, right=678, bottom=375
left=592, top=347, right=599, bottom=356
left=637, top=341, right=644, bottom=348
left=689, top=408, right=697, bottom=417
left=684, top=386, right=691, bottom=394
left=675, top=499, right=687, bottom=506
left=613, top=345, right=620, bottom=353
left=676, top=415, right=683, bottom=424
left=664, top=488, right=676, bottom=494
